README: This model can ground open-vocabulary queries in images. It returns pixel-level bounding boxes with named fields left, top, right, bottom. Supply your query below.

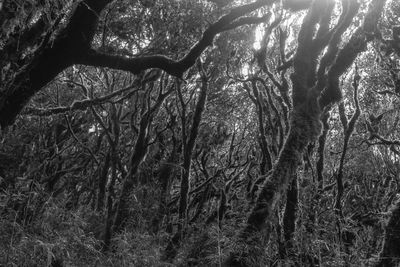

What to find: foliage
left=1, top=0, right=400, bottom=266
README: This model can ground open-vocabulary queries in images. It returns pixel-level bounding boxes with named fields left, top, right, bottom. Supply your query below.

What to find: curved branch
left=319, top=0, right=387, bottom=108
left=78, top=0, right=277, bottom=78
left=22, top=82, right=137, bottom=116
left=0, top=0, right=277, bottom=128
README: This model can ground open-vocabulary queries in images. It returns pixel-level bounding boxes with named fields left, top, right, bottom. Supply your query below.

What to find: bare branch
left=23, top=83, right=137, bottom=116
left=319, top=0, right=387, bottom=108
left=77, top=0, right=278, bottom=78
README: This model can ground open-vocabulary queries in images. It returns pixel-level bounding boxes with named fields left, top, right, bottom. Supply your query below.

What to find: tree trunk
left=283, top=173, right=298, bottom=255
left=316, top=111, right=330, bottom=189
left=225, top=104, right=321, bottom=266
left=375, top=200, right=400, bottom=267
left=151, top=150, right=177, bottom=233
left=0, top=0, right=112, bottom=128
left=113, top=138, right=148, bottom=232
left=97, top=151, right=110, bottom=212
left=178, top=75, right=208, bottom=225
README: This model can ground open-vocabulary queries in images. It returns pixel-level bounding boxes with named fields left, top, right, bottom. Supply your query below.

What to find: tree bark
left=224, top=102, right=321, bottom=266
left=163, top=69, right=208, bottom=261
left=151, top=148, right=177, bottom=233
left=375, top=200, right=400, bottom=267
left=316, top=111, right=330, bottom=188
left=0, top=0, right=112, bottom=128
left=113, top=88, right=170, bottom=232
left=283, top=173, right=298, bottom=255
left=97, top=151, right=111, bottom=212
left=178, top=71, right=208, bottom=225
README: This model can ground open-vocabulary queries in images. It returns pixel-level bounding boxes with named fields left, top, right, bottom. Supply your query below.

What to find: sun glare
left=253, top=25, right=265, bottom=50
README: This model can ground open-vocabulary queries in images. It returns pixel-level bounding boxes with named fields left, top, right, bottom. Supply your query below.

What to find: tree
left=2, top=0, right=400, bottom=266
left=225, top=0, right=386, bottom=265
left=0, top=0, right=277, bottom=128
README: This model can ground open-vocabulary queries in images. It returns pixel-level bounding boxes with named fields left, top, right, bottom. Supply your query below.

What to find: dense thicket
left=1, top=0, right=400, bottom=266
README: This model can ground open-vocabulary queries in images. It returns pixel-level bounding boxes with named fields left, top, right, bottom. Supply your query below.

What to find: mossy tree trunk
left=316, top=111, right=330, bottom=189
left=335, top=73, right=361, bottom=251
left=375, top=200, right=400, bottom=267
left=283, top=173, right=298, bottom=255
left=113, top=87, right=172, bottom=232
left=178, top=68, right=208, bottom=225
left=225, top=0, right=385, bottom=265
left=151, top=142, right=178, bottom=233
left=97, top=151, right=111, bottom=212
left=0, top=0, right=113, bottom=128
left=163, top=64, right=208, bottom=261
